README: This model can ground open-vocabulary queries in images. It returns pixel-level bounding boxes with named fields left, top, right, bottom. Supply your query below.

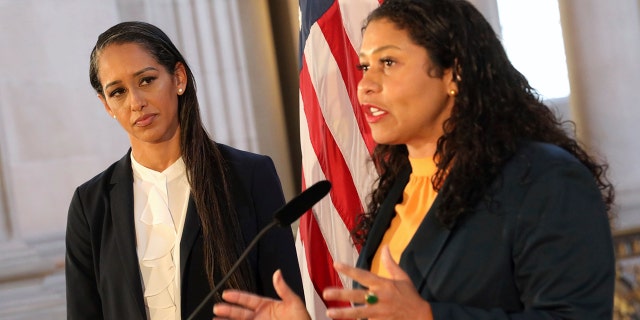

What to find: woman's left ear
left=174, top=62, right=187, bottom=90
left=446, top=68, right=459, bottom=97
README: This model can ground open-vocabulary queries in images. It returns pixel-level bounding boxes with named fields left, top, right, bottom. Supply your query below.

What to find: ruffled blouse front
left=131, top=155, right=190, bottom=320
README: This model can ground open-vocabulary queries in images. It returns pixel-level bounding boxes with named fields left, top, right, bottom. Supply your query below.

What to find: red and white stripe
left=297, top=0, right=380, bottom=318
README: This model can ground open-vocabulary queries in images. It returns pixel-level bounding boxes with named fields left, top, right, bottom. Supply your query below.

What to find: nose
left=357, top=70, right=381, bottom=99
left=128, top=89, right=146, bottom=111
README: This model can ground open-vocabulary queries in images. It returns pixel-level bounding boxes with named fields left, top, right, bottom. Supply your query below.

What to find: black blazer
left=356, top=142, right=614, bottom=319
left=65, top=144, right=303, bottom=319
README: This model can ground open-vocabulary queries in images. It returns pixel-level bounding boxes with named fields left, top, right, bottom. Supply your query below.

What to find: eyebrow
left=358, top=45, right=402, bottom=58
left=103, top=66, right=159, bottom=92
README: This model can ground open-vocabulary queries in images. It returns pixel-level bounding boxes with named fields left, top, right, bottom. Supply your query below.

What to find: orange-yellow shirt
left=370, top=157, right=438, bottom=278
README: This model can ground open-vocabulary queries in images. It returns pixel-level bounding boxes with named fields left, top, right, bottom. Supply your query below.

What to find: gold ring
left=364, top=291, right=378, bottom=304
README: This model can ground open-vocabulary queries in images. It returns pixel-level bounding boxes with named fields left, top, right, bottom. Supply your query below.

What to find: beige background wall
left=0, top=0, right=298, bottom=318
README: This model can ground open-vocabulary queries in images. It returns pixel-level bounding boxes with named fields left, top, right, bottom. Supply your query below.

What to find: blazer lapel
left=357, top=167, right=411, bottom=272
left=400, top=187, right=453, bottom=295
left=180, top=197, right=200, bottom=281
left=109, top=151, right=146, bottom=318
left=355, top=165, right=454, bottom=297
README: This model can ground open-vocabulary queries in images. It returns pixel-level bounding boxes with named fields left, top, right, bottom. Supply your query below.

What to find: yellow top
left=370, top=157, right=438, bottom=278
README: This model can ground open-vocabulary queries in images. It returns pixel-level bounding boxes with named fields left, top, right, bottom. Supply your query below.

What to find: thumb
left=380, top=245, right=410, bottom=281
left=273, top=269, right=300, bottom=302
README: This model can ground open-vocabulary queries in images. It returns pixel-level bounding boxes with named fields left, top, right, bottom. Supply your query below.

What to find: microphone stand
left=186, top=180, right=330, bottom=319
left=187, top=219, right=279, bottom=320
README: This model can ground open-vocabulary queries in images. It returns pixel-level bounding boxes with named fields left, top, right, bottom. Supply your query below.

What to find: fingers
left=219, top=290, right=267, bottom=311
left=214, top=270, right=309, bottom=320
left=333, top=262, right=382, bottom=288
left=326, top=304, right=372, bottom=319
left=324, top=251, right=431, bottom=320
left=214, top=290, right=275, bottom=319
left=327, top=261, right=385, bottom=306
left=213, top=302, right=255, bottom=320
left=323, top=285, right=374, bottom=319
left=323, top=287, right=368, bottom=305
left=272, top=269, right=297, bottom=302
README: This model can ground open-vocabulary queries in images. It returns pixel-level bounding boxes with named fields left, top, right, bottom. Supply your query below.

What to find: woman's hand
left=213, top=269, right=310, bottom=320
left=323, top=246, right=433, bottom=320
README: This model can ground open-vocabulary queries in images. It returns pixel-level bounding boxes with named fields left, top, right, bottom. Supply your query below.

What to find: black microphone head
left=274, top=180, right=331, bottom=226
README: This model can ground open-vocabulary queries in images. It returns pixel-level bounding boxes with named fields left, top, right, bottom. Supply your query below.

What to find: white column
left=0, top=1, right=123, bottom=318
left=0, top=0, right=297, bottom=318
left=0, top=149, right=8, bottom=241
left=558, top=0, right=640, bottom=228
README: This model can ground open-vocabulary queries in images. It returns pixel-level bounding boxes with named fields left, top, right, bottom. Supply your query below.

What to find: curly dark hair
left=352, top=0, right=614, bottom=246
left=89, top=22, right=256, bottom=295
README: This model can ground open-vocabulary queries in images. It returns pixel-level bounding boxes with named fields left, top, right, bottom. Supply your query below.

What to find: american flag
left=296, top=0, right=381, bottom=318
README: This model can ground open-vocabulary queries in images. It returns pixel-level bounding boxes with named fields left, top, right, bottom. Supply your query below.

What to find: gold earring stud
left=449, top=89, right=457, bottom=96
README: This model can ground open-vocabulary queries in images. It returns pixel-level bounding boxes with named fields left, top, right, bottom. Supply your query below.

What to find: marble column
left=0, top=1, right=122, bottom=317
left=558, top=0, right=640, bottom=228
left=468, top=0, right=502, bottom=37
left=0, top=0, right=295, bottom=318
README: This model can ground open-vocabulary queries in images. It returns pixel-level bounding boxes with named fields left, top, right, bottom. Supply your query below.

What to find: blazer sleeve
left=250, top=156, right=305, bottom=300
left=429, top=161, right=615, bottom=319
left=65, top=188, right=104, bottom=319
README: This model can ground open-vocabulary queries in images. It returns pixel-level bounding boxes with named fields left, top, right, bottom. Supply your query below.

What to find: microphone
left=187, top=180, right=332, bottom=320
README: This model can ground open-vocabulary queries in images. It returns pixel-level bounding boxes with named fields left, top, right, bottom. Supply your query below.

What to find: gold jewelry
left=364, top=291, right=378, bottom=305
left=449, top=89, right=458, bottom=96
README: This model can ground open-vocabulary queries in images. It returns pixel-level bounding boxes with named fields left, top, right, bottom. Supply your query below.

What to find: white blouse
left=131, top=154, right=190, bottom=320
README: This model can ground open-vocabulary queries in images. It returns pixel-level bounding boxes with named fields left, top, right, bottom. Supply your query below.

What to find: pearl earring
left=112, top=114, right=116, bottom=119
left=449, top=89, right=458, bottom=96
left=178, top=88, right=183, bottom=94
